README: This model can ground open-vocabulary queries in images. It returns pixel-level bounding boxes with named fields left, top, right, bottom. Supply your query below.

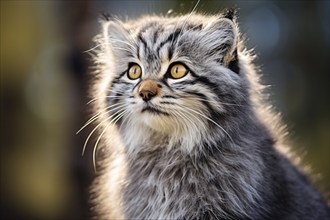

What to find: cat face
left=95, top=14, right=249, bottom=149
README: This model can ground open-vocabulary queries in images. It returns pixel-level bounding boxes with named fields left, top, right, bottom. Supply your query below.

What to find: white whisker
left=81, top=104, right=129, bottom=156
left=86, top=95, right=126, bottom=105
left=82, top=116, right=111, bottom=157
left=83, top=42, right=111, bottom=53
left=92, top=108, right=130, bottom=171
left=109, top=38, right=136, bottom=49
left=111, top=46, right=134, bottom=53
left=182, top=96, right=244, bottom=107
left=175, top=0, right=201, bottom=45
left=182, top=105, right=234, bottom=144
left=77, top=103, right=129, bottom=134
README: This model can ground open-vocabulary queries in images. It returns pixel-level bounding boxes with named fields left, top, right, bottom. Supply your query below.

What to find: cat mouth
left=141, top=106, right=169, bottom=116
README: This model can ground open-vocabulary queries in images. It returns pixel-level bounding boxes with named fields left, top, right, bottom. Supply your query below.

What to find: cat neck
left=122, top=133, right=265, bottom=218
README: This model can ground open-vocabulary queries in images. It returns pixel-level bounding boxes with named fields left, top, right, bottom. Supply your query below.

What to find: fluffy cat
left=87, top=10, right=329, bottom=220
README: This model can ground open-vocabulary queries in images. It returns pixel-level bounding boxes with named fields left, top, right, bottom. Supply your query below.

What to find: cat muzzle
left=138, top=80, right=159, bottom=102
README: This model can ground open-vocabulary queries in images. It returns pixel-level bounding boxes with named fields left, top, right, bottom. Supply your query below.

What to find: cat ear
left=102, top=19, right=132, bottom=58
left=223, top=8, right=237, bottom=21
left=203, top=17, right=238, bottom=66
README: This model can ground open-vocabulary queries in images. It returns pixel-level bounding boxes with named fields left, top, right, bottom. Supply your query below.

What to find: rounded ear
left=101, top=20, right=132, bottom=58
left=103, top=21, right=129, bottom=43
left=203, top=17, right=238, bottom=65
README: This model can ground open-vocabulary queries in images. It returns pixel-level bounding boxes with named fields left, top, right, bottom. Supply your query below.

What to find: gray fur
left=88, top=12, right=330, bottom=219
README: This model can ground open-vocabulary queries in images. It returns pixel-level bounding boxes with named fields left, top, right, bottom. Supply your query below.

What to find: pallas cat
left=85, top=10, right=329, bottom=220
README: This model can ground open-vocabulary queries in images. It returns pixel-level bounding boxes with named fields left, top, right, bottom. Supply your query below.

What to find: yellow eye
left=170, top=63, right=188, bottom=79
left=128, top=64, right=142, bottom=80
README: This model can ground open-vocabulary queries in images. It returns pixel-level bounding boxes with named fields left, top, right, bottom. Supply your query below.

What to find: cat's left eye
left=127, top=64, right=142, bottom=80
left=168, top=63, right=188, bottom=79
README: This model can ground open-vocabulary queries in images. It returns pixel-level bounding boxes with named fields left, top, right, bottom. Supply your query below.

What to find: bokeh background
left=1, top=0, right=329, bottom=219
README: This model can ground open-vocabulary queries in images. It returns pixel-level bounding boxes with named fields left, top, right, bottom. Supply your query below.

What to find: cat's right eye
left=127, top=64, right=142, bottom=80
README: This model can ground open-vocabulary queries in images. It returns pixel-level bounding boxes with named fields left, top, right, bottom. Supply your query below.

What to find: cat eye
left=169, top=63, right=188, bottom=79
left=127, top=64, right=142, bottom=80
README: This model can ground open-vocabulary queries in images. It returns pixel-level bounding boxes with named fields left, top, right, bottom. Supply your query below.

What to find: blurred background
left=1, top=0, right=329, bottom=219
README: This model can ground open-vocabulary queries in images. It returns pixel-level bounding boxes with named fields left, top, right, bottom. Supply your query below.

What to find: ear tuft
left=100, top=11, right=113, bottom=21
left=223, top=8, right=238, bottom=21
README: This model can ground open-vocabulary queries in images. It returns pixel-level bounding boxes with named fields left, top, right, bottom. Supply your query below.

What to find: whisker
left=171, top=109, right=196, bottom=135
left=175, top=0, right=201, bottom=45
left=107, top=89, right=127, bottom=94
left=118, top=109, right=133, bottom=130
left=175, top=107, right=204, bottom=131
left=183, top=96, right=244, bottom=107
left=79, top=102, right=129, bottom=130
left=190, top=0, right=200, bottom=14
left=77, top=109, right=110, bottom=134
left=77, top=103, right=129, bottom=134
left=111, top=46, right=134, bottom=53
left=83, top=42, right=111, bottom=53
left=107, top=88, right=131, bottom=95
left=167, top=103, right=206, bottom=140
left=94, top=37, right=136, bottom=52
left=82, top=116, right=111, bottom=157
left=86, top=95, right=125, bottom=105
left=81, top=105, right=129, bottom=156
left=109, top=38, right=136, bottom=49
left=92, top=108, right=130, bottom=171
left=182, top=105, right=234, bottom=144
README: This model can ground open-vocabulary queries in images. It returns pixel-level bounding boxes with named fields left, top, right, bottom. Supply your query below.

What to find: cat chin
left=134, top=112, right=191, bottom=137
left=138, top=113, right=185, bottom=135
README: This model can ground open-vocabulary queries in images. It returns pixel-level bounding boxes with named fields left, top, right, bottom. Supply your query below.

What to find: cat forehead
left=102, top=12, right=238, bottom=72
left=123, top=14, right=220, bottom=31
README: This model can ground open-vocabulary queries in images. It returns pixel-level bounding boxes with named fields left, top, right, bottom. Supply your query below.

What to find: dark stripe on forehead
left=136, top=43, right=140, bottom=60
left=136, top=22, right=159, bottom=51
left=160, top=28, right=182, bottom=48
left=157, top=24, right=202, bottom=59
left=156, top=28, right=182, bottom=59
left=137, top=21, right=158, bottom=36
left=137, top=32, right=152, bottom=60
left=138, top=33, right=148, bottom=51
left=153, top=26, right=164, bottom=44
left=138, top=31, right=160, bottom=63
left=168, top=46, right=174, bottom=61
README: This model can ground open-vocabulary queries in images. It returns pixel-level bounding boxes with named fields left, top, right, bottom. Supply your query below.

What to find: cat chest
left=122, top=160, right=225, bottom=218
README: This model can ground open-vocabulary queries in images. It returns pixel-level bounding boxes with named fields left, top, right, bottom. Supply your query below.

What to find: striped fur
left=89, top=12, right=329, bottom=220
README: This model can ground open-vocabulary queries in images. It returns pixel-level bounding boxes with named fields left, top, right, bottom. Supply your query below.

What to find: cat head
left=93, top=13, right=253, bottom=153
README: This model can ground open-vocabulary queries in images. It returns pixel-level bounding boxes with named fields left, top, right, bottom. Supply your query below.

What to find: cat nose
left=139, top=89, right=156, bottom=101
left=138, top=80, right=158, bottom=102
